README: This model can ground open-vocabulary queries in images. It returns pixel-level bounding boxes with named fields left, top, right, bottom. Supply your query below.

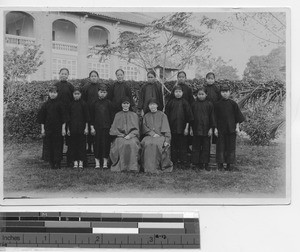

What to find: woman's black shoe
left=217, top=163, right=224, bottom=171
left=204, top=163, right=211, bottom=171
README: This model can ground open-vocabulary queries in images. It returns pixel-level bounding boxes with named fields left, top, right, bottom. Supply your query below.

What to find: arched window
left=52, top=19, right=78, bottom=80
left=88, top=26, right=109, bottom=47
left=5, top=11, right=35, bottom=45
left=87, top=26, right=110, bottom=79
left=52, top=19, right=77, bottom=43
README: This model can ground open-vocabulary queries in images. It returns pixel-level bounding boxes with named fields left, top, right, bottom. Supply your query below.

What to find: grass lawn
left=3, top=138, right=286, bottom=198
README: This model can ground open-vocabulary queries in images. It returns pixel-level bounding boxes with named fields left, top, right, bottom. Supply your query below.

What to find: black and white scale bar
left=0, top=212, right=200, bottom=248
left=0, top=233, right=200, bottom=248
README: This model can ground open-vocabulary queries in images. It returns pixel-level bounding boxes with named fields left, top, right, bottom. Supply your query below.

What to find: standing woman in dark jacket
left=54, top=68, right=74, bottom=166
left=107, top=69, right=135, bottom=116
left=190, top=86, right=216, bottom=171
left=90, top=84, right=114, bottom=169
left=170, top=71, right=194, bottom=106
left=54, top=68, right=74, bottom=109
left=169, top=71, right=195, bottom=159
left=214, top=84, right=245, bottom=171
left=137, top=71, right=164, bottom=116
left=67, top=87, right=90, bottom=169
left=37, top=85, right=67, bottom=169
left=165, top=85, right=194, bottom=168
left=204, top=72, right=221, bottom=145
left=82, top=70, right=101, bottom=153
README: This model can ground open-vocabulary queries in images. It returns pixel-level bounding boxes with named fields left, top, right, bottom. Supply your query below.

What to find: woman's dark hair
left=147, top=70, right=156, bottom=78
left=177, top=71, right=187, bottom=78
left=73, top=86, right=82, bottom=93
left=197, top=86, right=208, bottom=94
left=206, top=72, right=215, bottom=79
left=115, top=69, right=125, bottom=75
left=89, top=70, right=99, bottom=78
left=59, top=68, right=70, bottom=75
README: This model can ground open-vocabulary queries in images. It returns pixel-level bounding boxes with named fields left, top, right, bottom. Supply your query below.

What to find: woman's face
left=147, top=73, right=156, bottom=83
left=49, top=91, right=58, bottom=100
left=98, top=90, right=108, bottom=99
left=116, top=70, right=124, bottom=82
left=197, top=90, right=207, bottom=101
left=122, top=102, right=130, bottom=111
left=149, top=102, right=158, bottom=112
left=206, top=75, right=215, bottom=85
left=73, top=91, right=82, bottom=100
left=90, top=72, right=99, bottom=83
left=221, top=90, right=230, bottom=99
left=59, top=70, right=69, bottom=81
left=177, top=72, right=186, bottom=84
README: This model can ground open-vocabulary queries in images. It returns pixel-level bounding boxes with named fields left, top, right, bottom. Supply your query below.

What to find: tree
left=4, top=44, right=44, bottom=82
left=238, top=80, right=285, bottom=108
left=238, top=80, right=286, bottom=143
left=195, top=56, right=240, bottom=80
left=198, top=12, right=287, bottom=141
left=232, top=12, right=286, bottom=46
left=199, top=12, right=286, bottom=47
left=90, top=12, right=210, bottom=93
left=243, top=46, right=285, bottom=82
left=215, top=65, right=239, bottom=80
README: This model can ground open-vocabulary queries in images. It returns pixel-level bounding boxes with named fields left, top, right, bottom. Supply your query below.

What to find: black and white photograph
left=2, top=8, right=289, bottom=203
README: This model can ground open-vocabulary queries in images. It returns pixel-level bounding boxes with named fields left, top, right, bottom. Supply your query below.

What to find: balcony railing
left=52, top=41, right=78, bottom=55
left=5, top=34, right=36, bottom=46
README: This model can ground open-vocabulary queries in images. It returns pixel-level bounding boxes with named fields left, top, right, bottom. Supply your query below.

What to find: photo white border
left=0, top=0, right=299, bottom=251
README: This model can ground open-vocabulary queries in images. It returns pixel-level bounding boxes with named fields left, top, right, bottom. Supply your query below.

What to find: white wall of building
left=4, top=11, right=195, bottom=82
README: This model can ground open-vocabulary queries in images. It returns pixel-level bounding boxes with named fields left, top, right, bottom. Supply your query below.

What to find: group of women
left=84, top=69, right=173, bottom=174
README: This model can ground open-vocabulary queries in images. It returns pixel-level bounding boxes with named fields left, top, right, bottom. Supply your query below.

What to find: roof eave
left=67, top=12, right=148, bottom=28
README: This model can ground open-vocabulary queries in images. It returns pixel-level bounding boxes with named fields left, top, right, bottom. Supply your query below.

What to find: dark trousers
left=94, top=128, right=110, bottom=159
left=191, top=135, right=210, bottom=164
left=216, top=132, right=237, bottom=164
left=171, top=133, right=188, bottom=163
left=69, top=133, right=86, bottom=162
left=44, top=133, right=63, bottom=164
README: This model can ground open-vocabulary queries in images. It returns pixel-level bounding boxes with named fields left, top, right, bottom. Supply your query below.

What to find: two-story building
left=4, top=11, right=197, bottom=81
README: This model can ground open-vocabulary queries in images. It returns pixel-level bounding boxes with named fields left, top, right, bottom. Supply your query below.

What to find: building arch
left=52, top=19, right=77, bottom=43
left=6, top=11, right=34, bottom=37
left=88, top=25, right=110, bottom=46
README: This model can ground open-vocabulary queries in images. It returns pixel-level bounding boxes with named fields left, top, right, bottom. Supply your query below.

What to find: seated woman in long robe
left=109, top=97, right=140, bottom=172
left=141, top=98, right=173, bottom=173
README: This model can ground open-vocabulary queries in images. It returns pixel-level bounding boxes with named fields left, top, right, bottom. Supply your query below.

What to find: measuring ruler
left=0, top=212, right=200, bottom=248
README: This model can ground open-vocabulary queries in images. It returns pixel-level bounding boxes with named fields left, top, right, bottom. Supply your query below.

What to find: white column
left=34, top=12, right=53, bottom=81
left=77, top=19, right=89, bottom=79
left=109, top=23, right=121, bottom=79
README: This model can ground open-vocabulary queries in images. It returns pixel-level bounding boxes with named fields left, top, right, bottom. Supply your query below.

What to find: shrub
left=4, top=44, right=44, bottom=82
left=241, top=104, right=282, bottom=146
left=4, top=78, right=281, bottom=141
left=4, top=79, right=82, bottom=140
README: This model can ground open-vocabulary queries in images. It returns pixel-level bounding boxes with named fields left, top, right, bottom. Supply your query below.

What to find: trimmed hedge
left=4, top=78, right=283, bottom=145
